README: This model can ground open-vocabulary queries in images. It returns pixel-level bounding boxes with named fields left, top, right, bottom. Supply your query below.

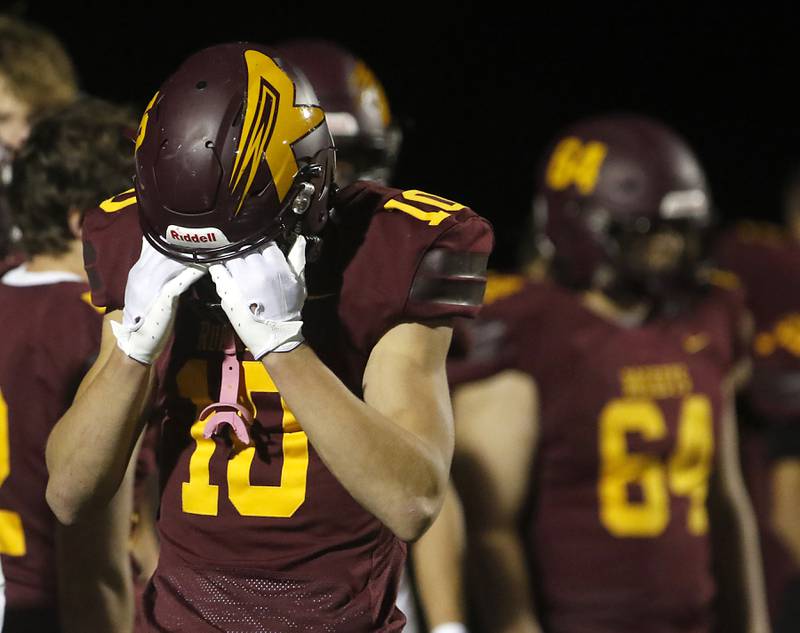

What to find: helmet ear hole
left=291, top=183, right=316, bottom=215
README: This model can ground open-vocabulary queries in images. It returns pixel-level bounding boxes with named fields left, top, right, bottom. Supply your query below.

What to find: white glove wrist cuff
left=247, top=321, right=304, bottom=359
left=110, top=320, right=157, bottom=365
left=430, top=623, right=469, bottom=633
left=272, top=338, right=304, bottom=354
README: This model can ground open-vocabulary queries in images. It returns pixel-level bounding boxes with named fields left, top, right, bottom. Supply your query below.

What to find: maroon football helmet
left=134, top=42, right=335, bottom=263
left=535, top=114, right=711, bottom=298
left=276, top=39, right=401, bottom=186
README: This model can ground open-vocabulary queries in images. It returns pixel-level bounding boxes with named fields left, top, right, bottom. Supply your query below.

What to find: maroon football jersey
left=0, top=265, right=102, bottom=614
left=83, top=181, right=493, bottom=632
left=715, top=222, right=800, bottom=420
left=714, top=222, right=800, bottom=620
left=456, top=277, right=745, bottom=633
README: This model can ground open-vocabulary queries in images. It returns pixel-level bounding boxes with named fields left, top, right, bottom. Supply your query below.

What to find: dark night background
left=7, top=1, right=799, bottom=269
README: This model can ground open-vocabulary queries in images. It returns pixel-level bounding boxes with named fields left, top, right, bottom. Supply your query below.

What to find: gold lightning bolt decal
left=135, top=91, right=160, bottom=152
left=229, top=50, right=326, bottom=214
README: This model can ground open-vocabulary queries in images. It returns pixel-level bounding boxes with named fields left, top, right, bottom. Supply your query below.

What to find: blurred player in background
left=278, top=39, right=466, bottom=633
left=276, top=39, right=402, bottom=189
left=45, top=43, right=492, bottom=631
left=0, top=98, right=136, bottom=632
left=0, top=14, right=78, bottom=261
left=436, top=115, right=769, bottom=633
left=715, top=168, right=800, bottom=632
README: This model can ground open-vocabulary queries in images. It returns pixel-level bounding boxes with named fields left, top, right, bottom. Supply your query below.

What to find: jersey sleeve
left=446, top=273, right=528, bottom=387
left=337, top=182, right=494, bottom=354
left=705, top=271, right=750, bottom=373
left=82, top=188, right=143, bottom=312
left=713, top=221, right=787, bottom=291
left=43, top=284, right=104, bottom=391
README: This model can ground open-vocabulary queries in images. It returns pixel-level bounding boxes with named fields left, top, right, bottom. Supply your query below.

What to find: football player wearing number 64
left=439, top=115, right=769, bottom=633
left=45, top=43, right=493, bottom=631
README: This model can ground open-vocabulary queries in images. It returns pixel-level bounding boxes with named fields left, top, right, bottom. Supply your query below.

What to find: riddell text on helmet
left=165, top=225, right=231, bottom=248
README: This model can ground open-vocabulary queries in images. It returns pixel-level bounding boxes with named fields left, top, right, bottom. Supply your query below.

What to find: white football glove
left=209, top=237, right=306, bottom=359
left=111, top=238, right=206, bottom=365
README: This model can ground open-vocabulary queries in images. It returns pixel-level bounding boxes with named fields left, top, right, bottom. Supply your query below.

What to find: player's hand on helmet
left=111, top=238, right=206, bottom=365
left=209, top=237, right=307, bottom=359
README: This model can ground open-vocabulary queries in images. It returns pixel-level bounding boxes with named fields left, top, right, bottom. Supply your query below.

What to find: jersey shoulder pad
left=695, top=268, right=750, bottom=369
left=83, top=189, right=143, bottom=312
left=733, top=220, right=787, bottom=247
left=336, top=181, right=494, bottom=353
left=32, top=281, right=104, bottom=379
left=482, top=272, right=527, bottom=305
left=448, top=277, right=559, bottom=386
left=705, top=267, right=742, bottom=291
left=714, top=221, right=787, bottom=271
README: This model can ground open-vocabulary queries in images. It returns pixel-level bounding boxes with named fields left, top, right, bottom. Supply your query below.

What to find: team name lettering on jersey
left=619, top=363, right=693, bottom=399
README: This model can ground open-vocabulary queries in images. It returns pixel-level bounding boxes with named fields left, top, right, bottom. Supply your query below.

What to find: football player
left=0, top=98, right=136, bottom=632
left=277, top=39, right=401, bottom=188
left=278, top=39, right=468, bottom=633
left=45, top=43, right=493, bottom=631
left=442, top=115, right=769, bottom=633
left=0, top=15, right=78, bottom=261
left=714, top=168, right=800, bottom=632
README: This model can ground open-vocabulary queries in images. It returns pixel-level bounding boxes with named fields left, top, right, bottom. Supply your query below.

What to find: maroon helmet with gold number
left=134, top=42, right=335, bottom=263
left=276, top=39, right=401, bottom=186
left=535, top=114, right=711, bottom=297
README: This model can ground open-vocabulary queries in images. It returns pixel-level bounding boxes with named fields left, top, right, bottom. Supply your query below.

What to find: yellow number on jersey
left=180, top=360, right=309, bottom=518
left=545, top=137, right=608, bottom=195
left=0, top=388, right=26, bottom=555
left=99, top=188, right=137, bottom=213
left=384, top=189, right=465, bottom=226
left=668, top=395, right=713, bottom=535
left=598, top=399, right=669, bottom=536
left=598, top=394, right=713, bottom=538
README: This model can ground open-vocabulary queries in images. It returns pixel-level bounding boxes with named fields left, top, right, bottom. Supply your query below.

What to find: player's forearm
left=770, top=459, right=800, bottom=568
left=772, top=514, right=800, bottom=572
left=57, top=528, right=135, bottom=633
left=56, top=456, right=136, bottom=633
left=413, top=482, right=468, bottom=627
left=263, top=344, right=450, bottom=541
left=130, top=467, right=161, bottom=583
left=46, top=348, right=151, bottom=524
left=711, top=395, right=770, bottom=633
left=468, top=527, right=542, bottom=633
left=709, top=484, right=770, bottom=633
